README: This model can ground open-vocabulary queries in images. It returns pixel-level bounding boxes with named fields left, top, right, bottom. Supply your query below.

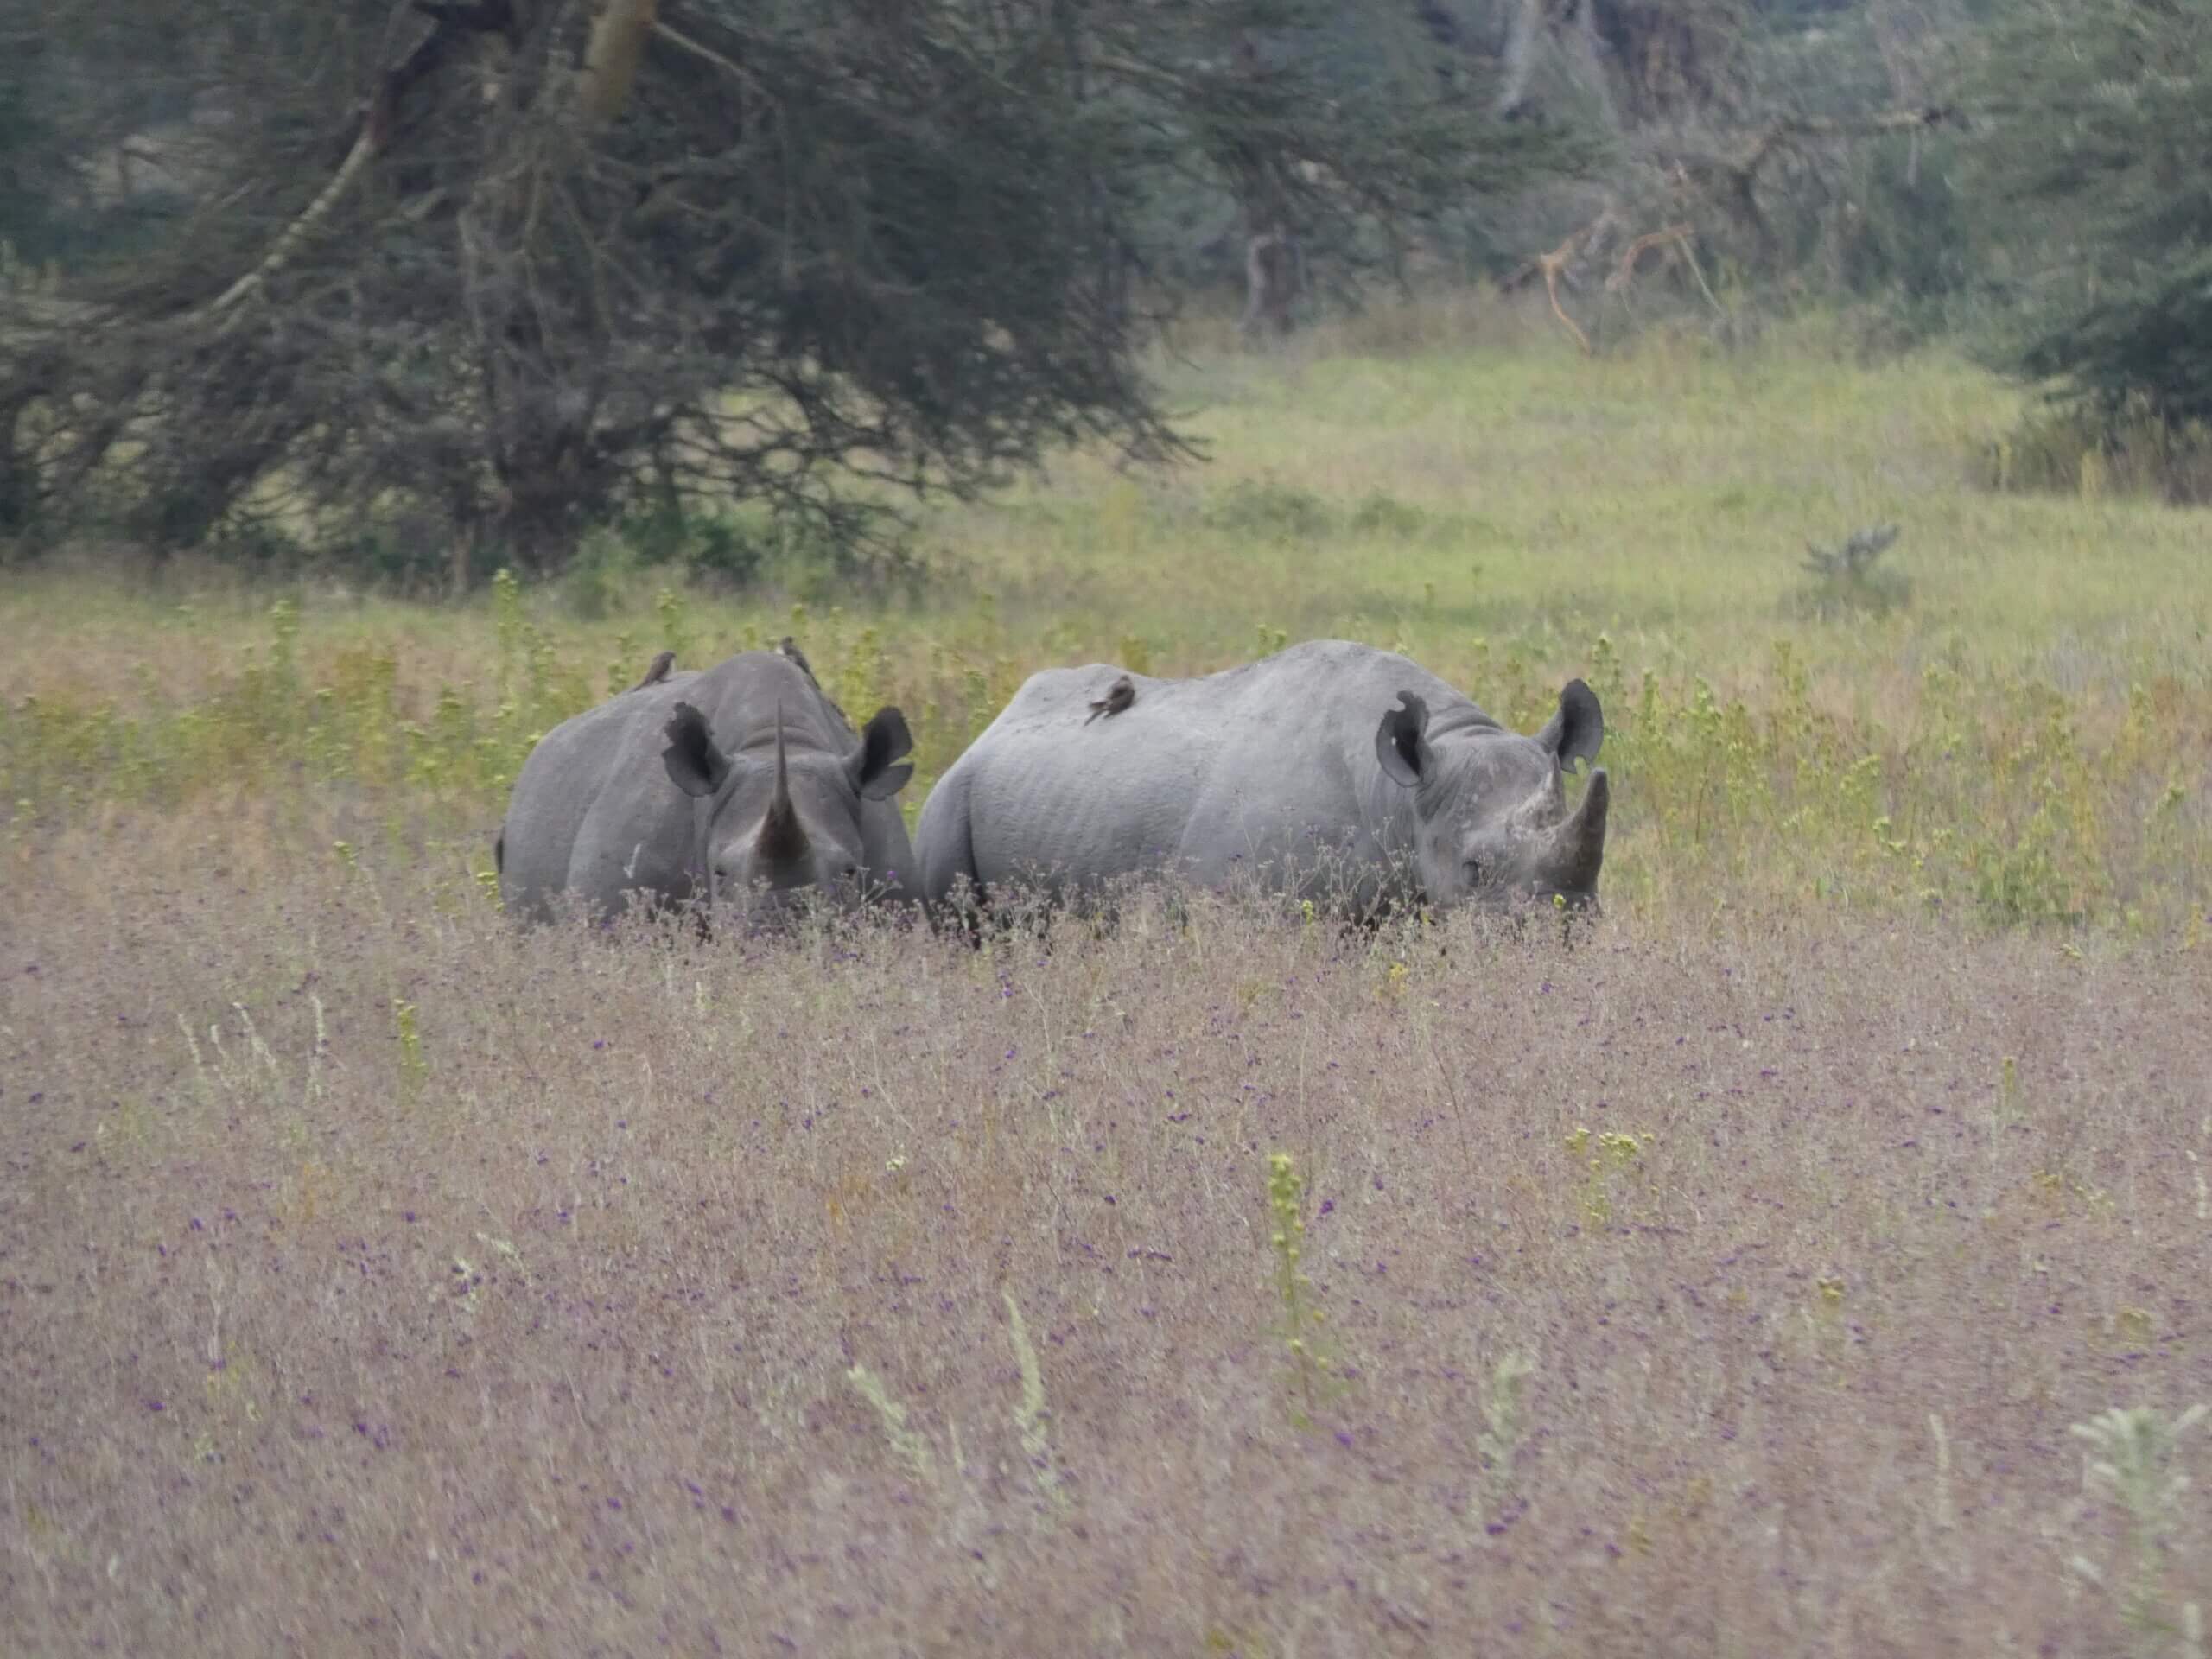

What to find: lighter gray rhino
left=914, top=639, right=1607, bottom=920
left=497, top=648, right=916, bottom=926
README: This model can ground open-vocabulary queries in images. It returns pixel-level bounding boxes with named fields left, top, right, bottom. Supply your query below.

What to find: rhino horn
left=756, top=702, right=810, bottom=863
left=1542, top=766, right=1609, bottom=893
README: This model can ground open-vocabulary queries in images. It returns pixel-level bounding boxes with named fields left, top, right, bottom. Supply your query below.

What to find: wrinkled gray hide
left=497, top=650, right=917, bottom=926
left=914, top=639, right=1607, bottom=919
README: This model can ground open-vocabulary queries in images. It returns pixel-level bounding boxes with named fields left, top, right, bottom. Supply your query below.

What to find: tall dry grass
left=6, top=305, right=2210, bottom=1655
left=4, top=805, right=2208, bottom=1655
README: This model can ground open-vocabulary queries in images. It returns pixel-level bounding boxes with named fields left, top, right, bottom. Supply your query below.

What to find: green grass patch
left=3, top=308, right=2208, bottom=935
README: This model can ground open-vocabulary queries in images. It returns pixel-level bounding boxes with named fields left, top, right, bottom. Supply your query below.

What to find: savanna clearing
left=5, top=307, right=2209, bottom=1656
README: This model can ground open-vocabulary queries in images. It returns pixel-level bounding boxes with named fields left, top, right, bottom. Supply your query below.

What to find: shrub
left=1202, top=479, right=1337, bottom=542
left=1978, top=396, right=2212, bottom=506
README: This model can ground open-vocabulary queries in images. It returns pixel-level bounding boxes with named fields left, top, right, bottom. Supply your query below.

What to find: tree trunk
left=577, top=0, right=660, bottom=126
left=1869, top=0, right=1954, bottom=188
left=1566, top=0, right=1622, bottom=131
left=1240, top=229, right=1300, bottom=340
left=0, top=391, right=36, bottom=539
left=490, top=440, right=595, bottom=575
left=1495, top=0, right=1547, bottom=118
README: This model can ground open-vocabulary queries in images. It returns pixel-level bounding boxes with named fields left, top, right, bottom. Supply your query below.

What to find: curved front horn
left=755, top=701, right=810, bottom=863
left=1543, top=767, right=1609, bottom=893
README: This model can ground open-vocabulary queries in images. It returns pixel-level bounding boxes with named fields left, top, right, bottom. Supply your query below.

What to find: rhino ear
left=1375, top=691, right=1433, bottom=789
left=662, top=701, right=733, bottom=798
left=1536, top=679, right=1604, bottom=771
left=853, top=705, right=916, bottom=801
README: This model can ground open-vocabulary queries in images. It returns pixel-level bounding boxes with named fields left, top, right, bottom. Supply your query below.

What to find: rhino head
left=1374, top=678, right=1610, bottom=911
left=660, top=697, right=913, bottom=920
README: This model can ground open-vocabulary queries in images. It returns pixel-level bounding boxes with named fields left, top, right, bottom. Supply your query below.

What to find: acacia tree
left=0, top=0, right=1576, bottom=575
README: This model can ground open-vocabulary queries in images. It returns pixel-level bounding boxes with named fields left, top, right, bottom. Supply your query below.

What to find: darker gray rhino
left=497, top=648, right=917, bottom=926
left=914, top=639, right=1608, bottom=919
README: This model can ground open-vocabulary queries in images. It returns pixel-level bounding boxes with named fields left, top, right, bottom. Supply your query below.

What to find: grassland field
left=3, top=299, right=2209, bottom=1656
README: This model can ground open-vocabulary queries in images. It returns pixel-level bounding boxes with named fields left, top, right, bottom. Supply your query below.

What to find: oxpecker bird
left=1085, top=674, right=1135, bottom=725
left=776, top=636, right=817, bottom=685
left=631, top=650, right=676, bottom=691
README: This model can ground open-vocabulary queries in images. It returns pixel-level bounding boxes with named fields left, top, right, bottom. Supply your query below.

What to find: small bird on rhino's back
left=779, top=634, right=856, bottom=734
left=1086, top=673, right=1135, bottom=725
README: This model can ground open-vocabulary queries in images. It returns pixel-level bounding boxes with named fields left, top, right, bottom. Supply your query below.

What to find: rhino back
left=937, top=640, right=1480, bottom=899
left=498, top=670, right=707, bottom=921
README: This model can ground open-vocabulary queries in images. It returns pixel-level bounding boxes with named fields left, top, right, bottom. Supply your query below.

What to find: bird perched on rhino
left=630, top=650, right=676, bottom=691
left=1085, top=673, right=1135, bottom=725
left=779, top=634, right=855, bottom=734
left=776, top=636, right=817, bottom=684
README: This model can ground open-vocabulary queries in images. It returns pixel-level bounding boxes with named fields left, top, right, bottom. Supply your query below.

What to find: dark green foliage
left=0, top=0, right=1589, bottom=582
left=1966, top=0, right=2212, bottom=436
left=0, top=56, right=59, bottom=266
left=1726, top=5, right=1975, bottom=327
left=0, top=14, right=194, bottom=272
left=1834, top=132, right=1972, bottom=310
left=682, top=519, right=764, bottom=592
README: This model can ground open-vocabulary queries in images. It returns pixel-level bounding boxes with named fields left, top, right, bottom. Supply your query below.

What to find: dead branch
left=1802, top=522, right=1901, bottom=578
left=1603, top=219, right=1729, bottom=322
left=1540, top=239, right=1592, bottom=355
left=1511, top=208, right=1747, bottom=352
left=1505, top=219, right=1605, bottom=354
left=1605, top=222, right=1694, bottom=293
